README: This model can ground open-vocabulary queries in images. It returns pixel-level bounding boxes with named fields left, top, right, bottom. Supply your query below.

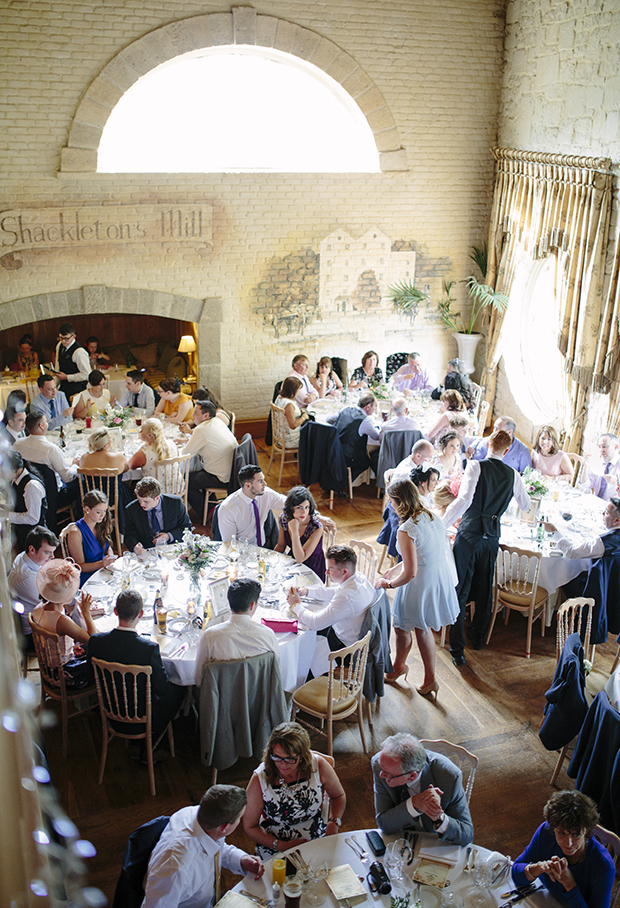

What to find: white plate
left=167, top=617, right=190, bottom=635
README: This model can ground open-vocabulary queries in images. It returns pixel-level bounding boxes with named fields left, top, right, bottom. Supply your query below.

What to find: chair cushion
left=293, top=676, right=357, bottom=714
left=499, top=585, right=548, bottom=607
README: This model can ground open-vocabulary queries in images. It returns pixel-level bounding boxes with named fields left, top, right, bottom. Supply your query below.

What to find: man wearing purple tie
left=580, top=433, right=620, bottom=500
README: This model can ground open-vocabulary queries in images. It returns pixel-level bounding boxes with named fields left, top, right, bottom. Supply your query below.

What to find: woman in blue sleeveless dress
left=66, top=489, right=117, bottom=586
left=375, top=479, right=458, bottom=700
left=275, top=486, right=325, bottom=582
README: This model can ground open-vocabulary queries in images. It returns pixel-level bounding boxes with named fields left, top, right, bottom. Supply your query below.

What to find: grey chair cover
left=376, top=429, right=423, bottom=490
left=197, top=651, right=288, bottom=771
left=360, top=589, right=393, bottom=703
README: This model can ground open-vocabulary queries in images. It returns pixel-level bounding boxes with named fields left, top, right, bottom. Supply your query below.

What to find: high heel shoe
left=385, top=667, right=409, bottom=684
left=416, top=680, right=439, bottom=701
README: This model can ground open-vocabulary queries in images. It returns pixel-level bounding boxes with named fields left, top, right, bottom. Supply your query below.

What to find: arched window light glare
left=98, top=49, right=380, bottom=173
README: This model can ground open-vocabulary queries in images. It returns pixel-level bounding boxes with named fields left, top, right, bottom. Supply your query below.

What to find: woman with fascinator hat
left=31, top=558, right=96, bottom=687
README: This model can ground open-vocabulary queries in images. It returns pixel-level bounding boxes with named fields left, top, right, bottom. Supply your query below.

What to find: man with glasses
left=53, top=322, right=90, bottom=398
left=372, top=733, right=473, bottom=844
left=194, top=579, right=279, bottom=686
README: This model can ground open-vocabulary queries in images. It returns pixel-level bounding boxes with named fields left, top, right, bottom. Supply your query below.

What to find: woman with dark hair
left=310, top=356, right=343, bottom=398
left=244, top=721, right=346, bottom=858
left=532, top=426, right=574, bottom=481
left=66, top=490, right=117, bottom=585
left=275, top=376, right=311, bottom=447
left=191, top=386, right=232, bottom=427
left=426, top=389, right=466, bottom=443
left=512, top=790, right=614, bottom=908
left=275, top=485, right=325, bottom=580
left=410, top=463, right=440, bottom=504
left=443, top=358, right=475, bottom=410
left=376, top=479, right=459, bottom=697
left=6, top=389, right=27, bottom=413
left=85, top=336, right=110, bottom=370
left=14, top=334, right=39, bottom=373
left=72, top=369, right=113, bottom=419
left=154, top=377, right=194, bottom=424
left=348, top=350, right=383, bottom=390
left=434, top=430, right=464, bottom=478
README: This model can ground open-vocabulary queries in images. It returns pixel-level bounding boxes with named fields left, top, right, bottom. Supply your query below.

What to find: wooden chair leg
left=266, top=446, right=275, bottom=477
left=347, top=468, right=353, bottom=499
left=526, top=609, right=534, bottom=658
left=357, top=703, right=367, bottom=753
left=211, top=767, right=218, bottom=786
left=551, top=743, right=568, bottom=787
left=327, top=719, right=333, bottom=757
left=329, top=490, right=334, bottom=510
left=485, top=602, right=499, bottom=645
left=62, top=697, right=69, bottom=759
left=278, top=447, right=285, bottom=486
left=167, top=722, right=175, bottom=758
left=202, top=490, right=211, bottom=525
left=377, top=544, right=387, bottom=574
left=440, top=626, right=447, bottom=648
left=145, top=737, right=156, bottom=797
left=97, top=718, right=109, bottom=786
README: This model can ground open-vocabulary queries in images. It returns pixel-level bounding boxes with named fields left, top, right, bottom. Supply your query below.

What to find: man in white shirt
left=54, top=321, right=91, bottom=398
left=118, top=369, right=156, bottom=416
left=379, top=397, right=421, bottom=439
left=217, top=465, right=286, bottom=546
left=143, top=785, right=264, bottom=908
left=15, top=412, right=79, bottom=490
left=391, top=353, right=434, bottom=393
left=178, top=401, right=237, bottom=517
left=0, top=405, right=26, bottom=445
left=444, top=429, right=530, bottom=665
left=287, top=545, right=375, bottom=648
left=30, top=374, right=73, bottom=430
left=391, top=439, right=435, bottom=483
left=287, top=354, right=318, bottom=408
left=8, top=525, right=58, bottom=638
left=579, top=433, right=620, bottom=500
left=194, top=579, right=279, bottom=686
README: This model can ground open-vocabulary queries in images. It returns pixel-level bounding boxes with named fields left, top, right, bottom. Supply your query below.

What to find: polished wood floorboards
left=40, top=442, right=619, bottom=901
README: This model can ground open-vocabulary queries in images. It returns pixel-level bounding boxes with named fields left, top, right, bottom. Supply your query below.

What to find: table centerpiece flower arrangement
left=101, top=405, right=133, bottom=430
left=522, top=467, right=549, bottom=498
left=369, top=378, right=394, bottom=401
left=176, top=528, right=218, bottom=587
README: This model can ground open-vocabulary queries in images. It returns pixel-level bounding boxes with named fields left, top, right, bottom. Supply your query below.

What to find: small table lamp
left=178, top=335, right=197, bottom=383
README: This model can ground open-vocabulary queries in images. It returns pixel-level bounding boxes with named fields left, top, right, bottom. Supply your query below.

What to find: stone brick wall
left=495, top=0, right=620, bottom=449
left=0, top=0, right=505, bottom=419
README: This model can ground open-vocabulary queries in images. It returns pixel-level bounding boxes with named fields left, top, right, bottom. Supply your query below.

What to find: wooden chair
left=77, top=468, right=123, bottom=555
left=25, top=379, right=39, bottom=403
left=58, top=524, right=72, bottom=558
left=593, top=825, right=620, bottom=908
left=292, top=630, right=371, bottom=757
left=267, top=403, right=299, bottom=486
left=323, top=524, right=337, bottom=552
left=556, top=597, right=594, bottom=663
left=28, top=614, right=97, bottom=758
left=91, top=658, right=175, bottom=797
left=153, top=453, right=192, bottom=512
left=567, top=453, right=584, bottom=487
left=485, top=545, right=548, bottom=658
left=349, top=539, right=378, bottom=584
left=229, top=411, right=236, bottom=436
left=419, top=738, right=478, bottom=803
left=476, top=400, right=490, bottom=437
left=469, top=382, right=483, bottom=420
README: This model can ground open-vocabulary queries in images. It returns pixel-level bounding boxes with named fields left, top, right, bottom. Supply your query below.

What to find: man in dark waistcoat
left=8, top=450, right=48, bottom=552
left=544, top=497, right=620, bottom=644
left=327, top=391, right=381, bottom=479
left=443, top=428, right=530, bottom=665
left=54, top=322, right=90, bottom=398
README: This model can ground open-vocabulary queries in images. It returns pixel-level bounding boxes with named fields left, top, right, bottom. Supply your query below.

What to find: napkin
left=261, top=616, right=298, bottom=634
left=417, top=842, right=461, bottom=865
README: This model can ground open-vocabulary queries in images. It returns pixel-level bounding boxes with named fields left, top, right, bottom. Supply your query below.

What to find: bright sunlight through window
left=502, top=257, right=565, bottom=426
left=97, top=47, right=380, bottom=173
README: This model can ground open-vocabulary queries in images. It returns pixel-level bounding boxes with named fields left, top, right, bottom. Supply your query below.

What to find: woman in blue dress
left=66, top=489, right=117, bottom=585
left=375, top=479, right=458, bottom=700
left=275, top=486, right=325, bottom=581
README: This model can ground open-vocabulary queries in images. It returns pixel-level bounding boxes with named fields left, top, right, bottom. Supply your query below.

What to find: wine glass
left=305, top=857, right=328, bottom=906
left=384, top=838, right=412, bottom=885
left=471, top=858, right=494, bottom=908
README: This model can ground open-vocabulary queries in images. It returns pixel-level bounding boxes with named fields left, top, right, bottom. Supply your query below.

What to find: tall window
left=97, top=47, right=380, bottom=173
left=502, top=257, right=565, bottom=426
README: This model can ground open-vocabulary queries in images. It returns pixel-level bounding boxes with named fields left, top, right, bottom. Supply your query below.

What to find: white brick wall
left=0, top=0, right=505, bottom=418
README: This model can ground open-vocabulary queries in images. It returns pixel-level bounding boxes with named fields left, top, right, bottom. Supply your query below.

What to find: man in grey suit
left=372, top=733, right=474, bottom=844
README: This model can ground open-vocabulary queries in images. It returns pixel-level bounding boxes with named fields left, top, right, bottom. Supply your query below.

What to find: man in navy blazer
left=123, top=476, right=191, bottom=554
left=372, top=733, right=474, bottom=845
left=87, top=589, right=185, bottom=742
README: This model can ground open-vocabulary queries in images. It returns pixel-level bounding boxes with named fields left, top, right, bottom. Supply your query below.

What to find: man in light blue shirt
left=118, top=369, right=156, bottom=416
left=472, top=415, right=532, bottom=474
left=30, top=374, right=72, bottom=430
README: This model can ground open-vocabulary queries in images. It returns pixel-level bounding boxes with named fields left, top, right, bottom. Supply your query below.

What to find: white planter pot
left=452, top=332, right=482, bottom=375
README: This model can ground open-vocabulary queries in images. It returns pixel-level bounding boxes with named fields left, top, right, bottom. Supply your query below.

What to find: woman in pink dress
left=531, top=426, right=573, bottom=481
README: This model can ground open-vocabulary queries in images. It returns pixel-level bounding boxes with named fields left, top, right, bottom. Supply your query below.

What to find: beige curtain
left=482, top=148, right=613, bottom=451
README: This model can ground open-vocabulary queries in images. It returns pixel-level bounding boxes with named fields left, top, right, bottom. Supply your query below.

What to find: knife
left=499, top=886, right=540, bottom=908
left=500, top=886, right=538, bottom=900
left=167, top=642, right=189, bottom=659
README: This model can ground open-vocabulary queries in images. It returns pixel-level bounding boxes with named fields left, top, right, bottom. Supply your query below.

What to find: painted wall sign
left=0, top=205, right=213, bottom=252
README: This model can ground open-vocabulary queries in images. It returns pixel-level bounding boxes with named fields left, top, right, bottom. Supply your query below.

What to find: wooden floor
left=39, top=440, right=619, bottom=901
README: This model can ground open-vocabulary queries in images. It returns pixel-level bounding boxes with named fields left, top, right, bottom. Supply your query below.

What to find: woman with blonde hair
left=375, top=479, right=459, bottom=698
left=66, top=490, right=116, bottom=585
left=426, top=389, right=466, bottom=444
left=244, top=721, right=346, bottom=858
left=532, top=426, right=573, bottom=481
left=128, top=417, right=177, bottom=476
left=79, top=428, right=128, bottom=473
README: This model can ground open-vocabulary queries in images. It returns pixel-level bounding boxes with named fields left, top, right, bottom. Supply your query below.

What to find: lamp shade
left=178, top=335, right=196, bottom=353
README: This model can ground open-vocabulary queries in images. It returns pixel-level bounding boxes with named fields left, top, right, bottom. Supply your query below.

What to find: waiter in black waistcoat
left=443, top=428, right=530, bottom=666
left=54, top=322, right=90, bottom=399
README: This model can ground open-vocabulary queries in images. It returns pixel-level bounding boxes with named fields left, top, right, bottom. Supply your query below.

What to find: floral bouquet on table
left=101, top=406, right=133, bottom=430
left=522, top=467, right=549, bottom=498
left=369, top=378, right=394, bottom=401
left=176, top=528, right=218, bottom=586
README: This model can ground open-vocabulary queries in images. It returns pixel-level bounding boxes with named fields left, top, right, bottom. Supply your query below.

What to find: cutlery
left=351, top=834, right=369, bottom=860
left=463, top=846, right=472, bottom=873
left=167, top=642, right=188, bottom=659
left=291, top=849, right=309, bottom=871
left=499, top=889, right=539, bottom=908
left=345, top=837, right=366, bottom=862
left=500, top=886, right=538, bottom=900
left=240, top=891, right=268, bottom=907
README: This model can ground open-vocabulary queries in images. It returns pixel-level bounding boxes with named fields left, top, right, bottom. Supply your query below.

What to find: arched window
left=502, top=256, right=565, bottom=426
left=97, top=47, right=380, bottom=173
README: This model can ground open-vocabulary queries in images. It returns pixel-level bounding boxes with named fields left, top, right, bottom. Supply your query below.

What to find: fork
left=350, top=835, right=369, bottom=860
left=345, top=837, right=367, bottom=863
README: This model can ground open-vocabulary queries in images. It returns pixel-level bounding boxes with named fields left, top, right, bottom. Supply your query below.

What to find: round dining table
left=234, top=830, right=564, bottom=908
left=83, top=543, right=326, bottom=693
